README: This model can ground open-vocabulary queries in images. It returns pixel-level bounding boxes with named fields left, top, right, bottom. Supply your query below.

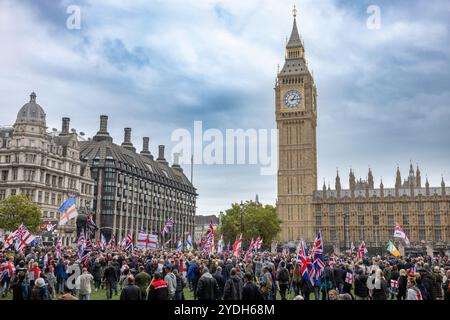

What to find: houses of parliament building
left=276, top=8, right=449, bottom=253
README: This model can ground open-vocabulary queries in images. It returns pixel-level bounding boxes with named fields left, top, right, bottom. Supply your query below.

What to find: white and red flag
left=394, top=224, right=410, bottom=246
left=232, top=234, right=242, bottom=258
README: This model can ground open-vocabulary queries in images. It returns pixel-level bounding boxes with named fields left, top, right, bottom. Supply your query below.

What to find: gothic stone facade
left=314, top=166, right=449, bottom=252
left=0, top=93, right=95, bottom=245
left=276, top=13, right=450, bottom=250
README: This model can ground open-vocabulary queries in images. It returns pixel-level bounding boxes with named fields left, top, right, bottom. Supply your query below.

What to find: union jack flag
left=107, top=234, right=116, bottom=250
left=86, top=213, right=98, bottom=236
left=81, top=239, right=92, bottom=266
left=356, top=241, right=367, bottom=260
left=203, top=222, right=214, bottom=255
left=312, top=231, right=325, bottom=281
left=14, top=225, right=35, bottom=252
left=296, top=240, right=314, bottom=286
left=123, top=232, right=133, bottom=252
left=76, top=229, right=85, bottom=260
left=244, top=238, right=255, bottom=259
left=162, top=218, right=174, bottom=236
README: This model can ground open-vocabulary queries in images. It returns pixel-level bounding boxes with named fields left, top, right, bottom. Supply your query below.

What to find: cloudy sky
left=1, top=0, right=449, bottom=215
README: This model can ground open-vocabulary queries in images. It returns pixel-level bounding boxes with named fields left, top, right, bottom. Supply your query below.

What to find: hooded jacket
left=196, top=272, right=219, bottom=300
left=223, top=275, right=243, bottom=300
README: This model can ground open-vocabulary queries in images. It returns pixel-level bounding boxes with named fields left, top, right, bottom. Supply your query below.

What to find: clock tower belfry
left=276, top=6, right=318, bottom=242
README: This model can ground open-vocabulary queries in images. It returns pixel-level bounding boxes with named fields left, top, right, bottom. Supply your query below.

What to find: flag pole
left=190, top=154, right=194, bottom=185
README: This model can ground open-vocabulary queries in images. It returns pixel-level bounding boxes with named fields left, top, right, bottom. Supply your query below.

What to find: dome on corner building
left=15, top=92, right=46, bottom=126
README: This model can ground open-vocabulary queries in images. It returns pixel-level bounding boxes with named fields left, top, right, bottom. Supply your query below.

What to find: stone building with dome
left=0, top=92, right=95, bottom=245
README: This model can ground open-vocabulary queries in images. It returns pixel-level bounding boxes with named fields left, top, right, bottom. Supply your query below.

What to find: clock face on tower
left=283, top=90, right=302, bottom=109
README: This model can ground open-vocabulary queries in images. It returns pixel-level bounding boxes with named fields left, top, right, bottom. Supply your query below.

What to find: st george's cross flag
left=14, top=225, right=35, bottom=252
left=345, top=272, right=353, bottom=284
left=232, top=234, right=242, bottom=258
left=58, top=195, right=78, bottom=226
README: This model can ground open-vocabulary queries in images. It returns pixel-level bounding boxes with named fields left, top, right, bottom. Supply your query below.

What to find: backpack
left=279, top=269, right=289, bottom=283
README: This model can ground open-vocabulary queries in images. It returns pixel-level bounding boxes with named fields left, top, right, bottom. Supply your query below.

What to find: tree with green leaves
left=0, top=195, right=41, bottom=233
left=218, top=201, right=281, bottom=247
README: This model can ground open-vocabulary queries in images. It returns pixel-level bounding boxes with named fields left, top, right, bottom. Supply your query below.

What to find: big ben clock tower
left=276, top=6, right=317, bottom=242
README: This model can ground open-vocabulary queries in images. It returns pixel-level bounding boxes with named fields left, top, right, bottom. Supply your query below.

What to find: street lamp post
left=344, top=212, right=348, bottom=252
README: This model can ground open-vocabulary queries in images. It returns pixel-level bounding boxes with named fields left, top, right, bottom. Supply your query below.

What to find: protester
left=164, top=266, right=177, bottom=300
left=354, top=269, right=369, bottom=300
left=196, top=267, right=219, bottom=300
left=11, top=271, right=30, bottom=301
left=147, top=272, right=169, bottom=301
left=30, top=277, right=49, bottom=300
left=78, top=267, right=94, bottom=300
left=242, top=272, right=262, bottom=300
left=120, top=275, right=142, bottom=300
left=135, top=266, right=151, bottom=299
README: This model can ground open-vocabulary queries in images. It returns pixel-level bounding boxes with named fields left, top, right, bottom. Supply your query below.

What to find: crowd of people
left=1, top=244, right=449, bottom=301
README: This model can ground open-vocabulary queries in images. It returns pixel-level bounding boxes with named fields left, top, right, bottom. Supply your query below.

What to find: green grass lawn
left=0, top=284, right=373, bottom=301
left=0, top=286, right=312, bottom=301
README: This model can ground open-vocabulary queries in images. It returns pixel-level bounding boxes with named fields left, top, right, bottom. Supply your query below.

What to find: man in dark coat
left=196, top=268, right=219, bottom=300
left=103, top=261, right=119, bottom=300
left=120, top=276, right=142, bottom=300
left=418, top=269, right=434, bottom=300
left=223, top=268, right=243, bottom=300
left=353, top=269, right=369, bottom=300
left=213, top=266, right=225, bottom=299
left=242, top=272, right=262, bottom=301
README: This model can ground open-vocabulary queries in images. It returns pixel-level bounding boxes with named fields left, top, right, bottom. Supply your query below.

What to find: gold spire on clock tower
left=276, top=5, right=318, bottom=242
